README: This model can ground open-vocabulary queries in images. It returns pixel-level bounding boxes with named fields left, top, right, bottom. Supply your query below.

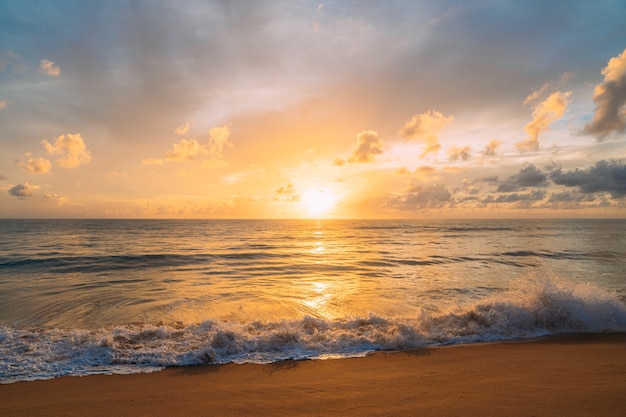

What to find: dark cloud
left=547, top=191, right=591, bottom=203
left=497, top=165, right=547, bottom=192
left=390, top=184, right=452, bottom=210
left=8, top=183, right=34, bottom=198
left=483, top=190, right=546, bottom=204
left=542, top=191, right=606, bottom=209
left=582, top=48, right=626, bottom=140
left=549, top=160, right=626, bottom=197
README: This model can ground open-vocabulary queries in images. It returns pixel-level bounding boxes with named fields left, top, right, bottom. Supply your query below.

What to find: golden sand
left=1, top=334, right=625, bottom=417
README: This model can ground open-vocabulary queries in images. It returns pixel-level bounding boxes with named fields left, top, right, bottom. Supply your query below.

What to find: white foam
left=1, top=273, right=625, bottom=384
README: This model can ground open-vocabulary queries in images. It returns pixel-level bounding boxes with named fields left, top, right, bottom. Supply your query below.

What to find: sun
left=301, top=188, right=337, bottom=217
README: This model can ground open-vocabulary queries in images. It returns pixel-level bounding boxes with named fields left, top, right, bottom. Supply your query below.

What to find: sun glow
left=301, top=188, right=337, bottom=217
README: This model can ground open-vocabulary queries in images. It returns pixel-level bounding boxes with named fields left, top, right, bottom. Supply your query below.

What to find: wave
left=0, top=252, right=288, bottom=274
left=1, top=273, right=624, bottom=384
left=2, top=248, right=619, bottom=276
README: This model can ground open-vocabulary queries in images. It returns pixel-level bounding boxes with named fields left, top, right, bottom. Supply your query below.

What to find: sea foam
left=1, top=273, right=625, bottom=384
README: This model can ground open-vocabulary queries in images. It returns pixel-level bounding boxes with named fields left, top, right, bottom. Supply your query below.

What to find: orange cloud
left=400, top=110, right=453, bottom=158
left=484, top=139, right=503, bottom=156
left=516, top=91, right=571, bottom=152
left=16, top=154, right=52, bottom=174
left=447, top=146, right=471, bottom=161
left=174, top=122, right=190, bottom=136
left=206, top=126, right=232, bottom=157
left=333, top=158, right=346, bottom=166
left=522, top=82, right=549, bottom=105
left=166, top=138, right=205, bottom=161
left=348, top=130, right=383, bottom=163
left=274, top=182, right=300, bottom=201
left=163, top=126, right=232, bottom=163
left=41, top=133, right=92, bottom=168
left=142, top=158, right=164, bottom=166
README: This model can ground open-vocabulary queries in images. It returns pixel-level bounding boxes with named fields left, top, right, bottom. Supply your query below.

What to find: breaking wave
left=1, top=273, right=625, bottom=384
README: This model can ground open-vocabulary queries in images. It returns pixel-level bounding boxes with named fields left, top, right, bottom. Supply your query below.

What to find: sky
left=1, top=0, right=626, bottom=219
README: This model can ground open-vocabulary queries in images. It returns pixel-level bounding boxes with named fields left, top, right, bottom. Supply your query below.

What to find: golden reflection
left=302, top=281, right=333, bottom=313
left=311, top=241, right=325, bottom=254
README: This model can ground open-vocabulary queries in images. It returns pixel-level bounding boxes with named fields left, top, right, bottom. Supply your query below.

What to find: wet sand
left=1, top=333, right=625, bottom=417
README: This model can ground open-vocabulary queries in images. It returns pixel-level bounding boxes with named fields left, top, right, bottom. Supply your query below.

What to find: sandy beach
left=1, top=333, right=625, bottom=417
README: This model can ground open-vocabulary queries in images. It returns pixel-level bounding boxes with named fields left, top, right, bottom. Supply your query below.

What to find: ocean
left=1, top=218, right=625, bottom=384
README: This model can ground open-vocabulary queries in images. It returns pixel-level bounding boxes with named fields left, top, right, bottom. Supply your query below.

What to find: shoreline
left=2, top=333, right=625, bottom=416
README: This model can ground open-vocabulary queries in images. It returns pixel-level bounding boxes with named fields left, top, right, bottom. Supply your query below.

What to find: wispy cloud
left=174, top=122, right=190, bottom=136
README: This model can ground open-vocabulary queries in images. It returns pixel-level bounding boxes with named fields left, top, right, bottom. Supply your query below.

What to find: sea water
left=1, top=219, right=625, bottom=383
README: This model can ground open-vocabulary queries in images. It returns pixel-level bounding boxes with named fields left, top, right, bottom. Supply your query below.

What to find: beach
left=2, top=333, right=625, bottom=417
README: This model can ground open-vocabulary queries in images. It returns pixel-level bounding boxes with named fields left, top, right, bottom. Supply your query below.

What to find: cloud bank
left=550, top=160, right=626, bottom=197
